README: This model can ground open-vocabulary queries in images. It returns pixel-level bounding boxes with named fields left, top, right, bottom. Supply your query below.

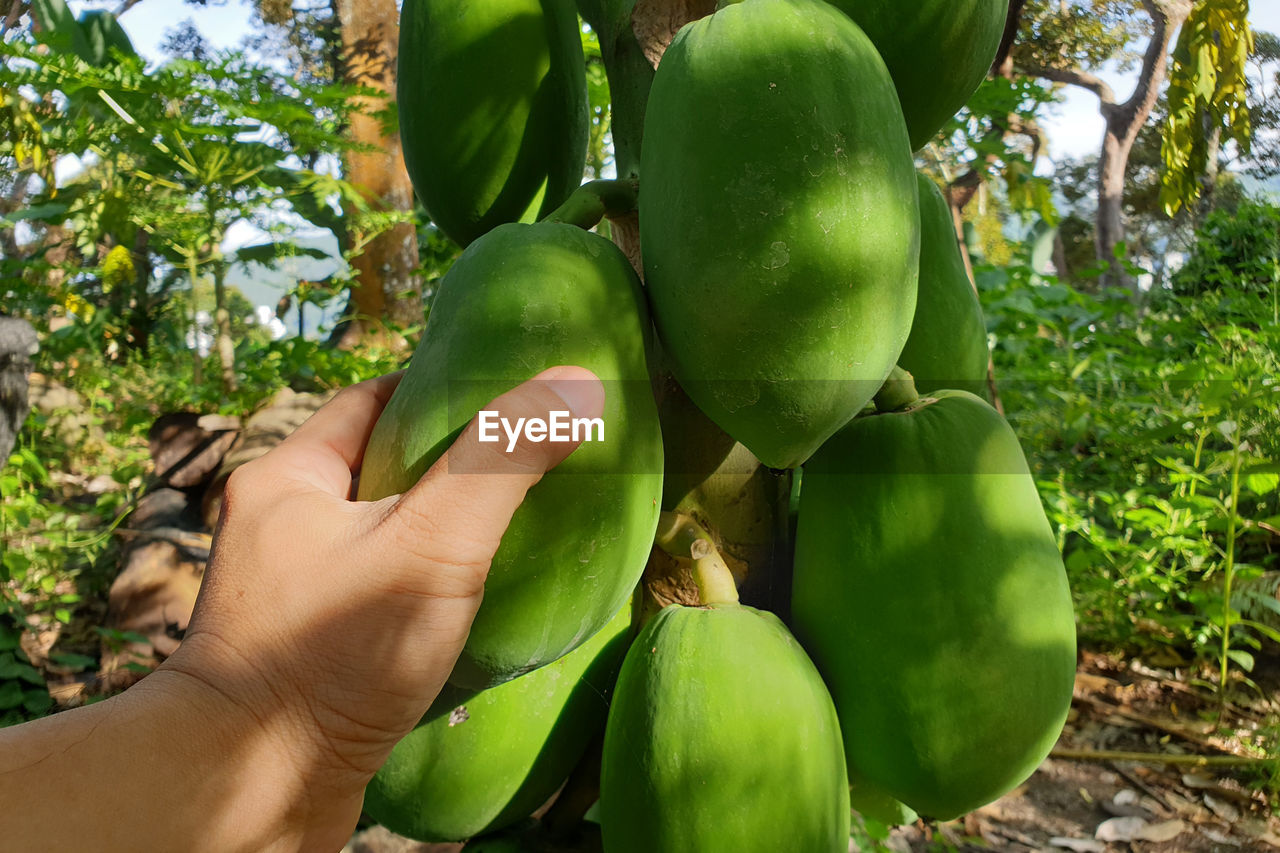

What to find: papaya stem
left=873, top=365, right=920, bottom=413
left=654, top=512, right=739, bottom=606
left=540, top=178, right=640, bottom=231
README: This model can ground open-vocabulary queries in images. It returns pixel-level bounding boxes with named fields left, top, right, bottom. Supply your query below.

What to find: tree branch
left=1018, top=62, right=1118, bottom=106
left=990, top=0, right=1026, bottom=79
left=113, top=0, right=147, bottom=17
left=2, top=0, right=27, bottom=36
left=1118, top=0, right=1191, bottom=125
left=1006, top=114, right=1045, bottom=163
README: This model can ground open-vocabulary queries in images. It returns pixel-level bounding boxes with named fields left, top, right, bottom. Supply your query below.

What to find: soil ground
left=343, top=650, right=1280, bottom=853
left=887, top=650, right=1280, bottom=853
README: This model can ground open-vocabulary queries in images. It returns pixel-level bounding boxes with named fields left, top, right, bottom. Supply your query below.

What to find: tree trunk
left=0, top=317, right=37, bottom=468
left=1196, top=122, right=1223, bottom=219
left=1095, top=127, right=1128, bottom=280
left=212, top=261, right=237, bottom=395
left=186, top=253, right=204, bottom=388
left=1020, top=0, right=1191, bottom=289
left=1052, top=229, right=1069, bottom=280
left=127, top=229, right=154, bottom=356
left=330, top=0, right=421, bottom=350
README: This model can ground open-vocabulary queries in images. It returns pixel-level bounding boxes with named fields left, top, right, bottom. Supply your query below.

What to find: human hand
left=155, top=364, right=605, bottom=846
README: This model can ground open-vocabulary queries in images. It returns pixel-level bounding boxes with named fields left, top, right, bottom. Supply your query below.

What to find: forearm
left=0, top=668, right=362, bottom=852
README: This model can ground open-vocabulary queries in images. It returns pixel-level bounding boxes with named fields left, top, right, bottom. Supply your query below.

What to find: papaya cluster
left=360, top=0, right=1076, bottom=849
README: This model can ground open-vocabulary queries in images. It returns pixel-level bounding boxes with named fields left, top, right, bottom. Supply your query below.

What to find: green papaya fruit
left=791, top=390, right=1076, bottom=820
left=824, top=0, right=1008, bottom=151
left=366, top=605, right=633, bottom=842
left=398, top=0, right=588, bottom=246
left=849, top=773, right=918, bottom=828
left=358, top=222, right=663, bottom=687
left=640, top=0, right=919, bottom=470
left=599, top=603, right=850, bottom=852
left=897, top=174, right=991, bottom=399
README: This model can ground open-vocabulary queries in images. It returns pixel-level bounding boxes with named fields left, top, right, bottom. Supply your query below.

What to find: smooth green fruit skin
left=399, top=0, right=588, bottom=246
left=825, top=0, right=1008, bottom=151
left=897, top=174, right=991, bottom=399
left=365, top=606, right=633, bottom=842
left=849, top=769, right=918, bottom=827
left=357, top=222, right=663, bottom=687
left=792, top=391, right=1077, bottom=820
left=640, top=0, right=919, bottom=470
left=600, top=604, right=850, bottom=853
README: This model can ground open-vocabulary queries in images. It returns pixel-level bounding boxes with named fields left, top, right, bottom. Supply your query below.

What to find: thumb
left=377, top=365, right=606, bottom=588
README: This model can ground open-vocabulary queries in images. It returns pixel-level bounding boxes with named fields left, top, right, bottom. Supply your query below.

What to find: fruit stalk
left=654, top=512, right=739, bottom=606
left=872, top=366, right=921, bottom=414
left=541, top=178, right=640, bottom=231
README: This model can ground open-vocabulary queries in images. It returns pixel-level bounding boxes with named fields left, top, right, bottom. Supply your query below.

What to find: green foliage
left=582, top=25, right=612, bottom=180
left=0, top=323, right=402, bottom=725
left=1014, top=0, right=1147, bottom=74
left=0, top=613, right=52, bottom=727
left=981, top=219, right=1280, bottom=688
left=1161, top=0, right=1254, bottom=215
left=1, top=405, right=147, bottom=727
left=0, top=23, right=403, bottom=387
left=1243, top=30, right=1280, bottom=180
left=1170, top=201, right=1280, bottom=299
left=929, top=74, right=1060, bottom=226
left=30, top=0, right=136, bottom=67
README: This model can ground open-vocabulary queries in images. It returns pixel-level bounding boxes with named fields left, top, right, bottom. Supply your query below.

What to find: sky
left=71, top=0, right=1280, bottom=166
left=60, top=0, right=1280, bottom=326
left=1039, top=3, right=1280, bottom=164
left=68, top=0, right=339, bottom=335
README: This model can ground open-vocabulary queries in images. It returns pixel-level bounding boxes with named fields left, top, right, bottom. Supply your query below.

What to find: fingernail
left=539, top=366, right=606, bottom=420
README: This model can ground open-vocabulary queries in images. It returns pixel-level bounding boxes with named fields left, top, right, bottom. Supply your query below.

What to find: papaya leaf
left=231, top=242, right=333, bottom=267
left=78, top=10, right=138, bottom=66
left=1, top=202, right=69, bottom=224
left=29, top=0, right=91, bottom=62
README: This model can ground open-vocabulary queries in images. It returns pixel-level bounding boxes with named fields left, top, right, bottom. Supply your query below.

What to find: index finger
left=264, top=370, right=405, bottom=498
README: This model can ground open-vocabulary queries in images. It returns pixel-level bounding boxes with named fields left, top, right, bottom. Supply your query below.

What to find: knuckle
left=375, top=498, right=495, bottom=598
left=385, top=492, right=447, bottom=555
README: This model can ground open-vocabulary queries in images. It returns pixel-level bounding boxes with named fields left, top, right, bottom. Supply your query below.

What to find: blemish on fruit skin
left=764, top=242, right=790, bottom=270
left=448, top=705, right=470, bottom=727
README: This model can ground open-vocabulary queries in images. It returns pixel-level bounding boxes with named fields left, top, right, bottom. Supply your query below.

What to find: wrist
left=151, top=645, right=366, bottom=851
left=0, top=658, right=363, bottom=853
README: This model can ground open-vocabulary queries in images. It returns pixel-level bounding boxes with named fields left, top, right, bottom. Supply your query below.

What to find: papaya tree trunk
left=212, top=260, right=237, bottom=395
left=330, top=0, right=421, bottom=349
